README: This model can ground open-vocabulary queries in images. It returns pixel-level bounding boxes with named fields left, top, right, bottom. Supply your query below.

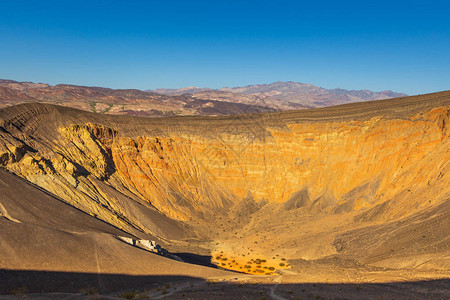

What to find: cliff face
left=0, top=92, right=449, bottom=269
left=103, top=106, right=449, bottom=222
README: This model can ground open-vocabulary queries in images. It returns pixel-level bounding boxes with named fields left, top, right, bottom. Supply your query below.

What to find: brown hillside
left=0, top=80, right=276, bottom=117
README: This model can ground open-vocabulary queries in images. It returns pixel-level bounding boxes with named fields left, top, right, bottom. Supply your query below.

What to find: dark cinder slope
left=0, top=169, right=229, bottom=294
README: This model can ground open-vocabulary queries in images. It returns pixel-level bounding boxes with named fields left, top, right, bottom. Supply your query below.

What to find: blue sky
left=0, top=0, right=449, bottom=94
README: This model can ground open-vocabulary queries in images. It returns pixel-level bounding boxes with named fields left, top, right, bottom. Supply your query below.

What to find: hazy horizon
left=0, top=78, right=414, bottom=95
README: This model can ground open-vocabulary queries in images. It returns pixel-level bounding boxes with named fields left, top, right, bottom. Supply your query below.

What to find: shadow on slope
left=173, top=253, right=217, bottom=268
left=0, top=270, right=201, bottom=295
left=1, top=269, right=449, bottom=299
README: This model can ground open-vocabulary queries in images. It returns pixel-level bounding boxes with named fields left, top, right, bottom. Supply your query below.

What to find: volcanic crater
left=0, top=91, right=449, bottom=298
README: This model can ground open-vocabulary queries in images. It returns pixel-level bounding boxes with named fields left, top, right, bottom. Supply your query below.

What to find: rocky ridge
left=154, top=81, right=408, bottom=108
left=0, top=79, right=275, bottom=117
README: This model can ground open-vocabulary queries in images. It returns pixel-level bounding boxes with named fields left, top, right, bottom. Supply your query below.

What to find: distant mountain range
left=0, top=79, right=407, bottom=117
left=0, top=79, right=274, bottom=117
left=153, top=81, right=407, bottom=110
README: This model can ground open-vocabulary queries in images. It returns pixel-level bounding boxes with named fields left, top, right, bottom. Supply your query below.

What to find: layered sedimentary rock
left=103, top=105, right=449, bottom=222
